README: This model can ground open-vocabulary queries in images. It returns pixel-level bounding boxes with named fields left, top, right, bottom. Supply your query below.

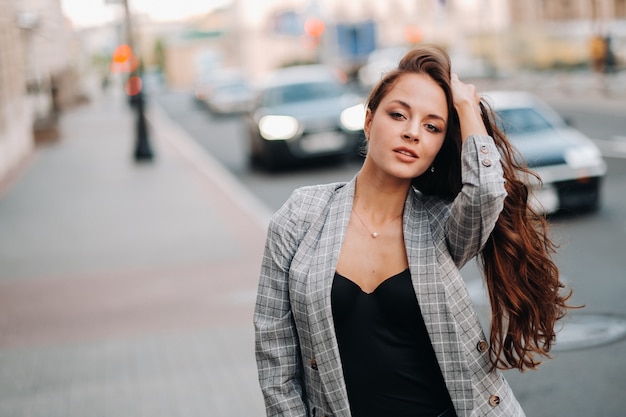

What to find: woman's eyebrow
left=390, top=99, right=411, bottom=110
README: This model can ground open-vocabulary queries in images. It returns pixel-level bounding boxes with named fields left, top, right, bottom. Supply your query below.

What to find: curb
left=146, top=103, right=273, bottom=231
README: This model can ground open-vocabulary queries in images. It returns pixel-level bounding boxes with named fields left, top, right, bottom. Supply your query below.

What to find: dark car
left=484, top=90, right=607, bottom=213
left=246, top=65, right=365, bottom=170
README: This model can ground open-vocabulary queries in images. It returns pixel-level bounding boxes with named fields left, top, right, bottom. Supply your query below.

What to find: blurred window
left=496, top=108, right=554, bottom=134
left=262, top=81, right=342, bottom=106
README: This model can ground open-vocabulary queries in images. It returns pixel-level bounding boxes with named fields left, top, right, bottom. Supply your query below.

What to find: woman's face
left=363, top=73, right=448, bottom=181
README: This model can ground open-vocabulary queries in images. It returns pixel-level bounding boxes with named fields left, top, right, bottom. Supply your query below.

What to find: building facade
left=15, top=0, right=83, bottom=137
left=0, top=0, right=83, bottom=183
left=150, top=0, right=625, bottom=90
left=158, top=0, right=480, bottom=88
left=509, top=0, right=626, bottom=23
left=495, top=0, right=626, bottom=69
left=0, top=0, right=32, bottom=182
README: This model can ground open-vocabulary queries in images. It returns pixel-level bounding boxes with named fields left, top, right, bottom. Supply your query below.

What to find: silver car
left=483, top=90, right=607, bottom=214
left=204, top=74, right=255, bottom=115
left=246, top=65, right=365, bottom=170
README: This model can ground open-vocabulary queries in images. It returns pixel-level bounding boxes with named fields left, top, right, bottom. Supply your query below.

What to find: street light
left=114, top=0, right=154, bottom=161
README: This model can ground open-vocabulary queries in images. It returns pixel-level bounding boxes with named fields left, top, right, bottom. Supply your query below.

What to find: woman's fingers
left=451, top=73, right=480, bottom=107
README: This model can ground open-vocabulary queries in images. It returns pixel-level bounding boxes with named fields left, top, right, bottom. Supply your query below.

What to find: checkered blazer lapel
left=404, top=192, right=473, bottom=417
left=305, top=178, right=355, bottom=416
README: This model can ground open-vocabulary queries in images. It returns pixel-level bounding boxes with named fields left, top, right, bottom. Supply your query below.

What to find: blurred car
left=357, top=46, right=408, bottom=90
left=203, top=75, right=255, bottom=115
left=193, top=73, right=216, bottom=103
left=483, top=91, right=607, bottom=213
left=357, top=46, right=493, bottom=91
left=448, top=49, right=494, bottom=80
left=246, top=65, right=366, bottom=170
left=193, top=67, right=247, bottom=108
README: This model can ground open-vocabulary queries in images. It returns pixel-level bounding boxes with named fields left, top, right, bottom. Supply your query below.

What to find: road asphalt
left=0, top=87, right=269, bottom=416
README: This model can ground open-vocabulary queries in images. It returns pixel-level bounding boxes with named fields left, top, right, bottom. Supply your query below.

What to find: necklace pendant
left=371, top=232, right=379, bottom=238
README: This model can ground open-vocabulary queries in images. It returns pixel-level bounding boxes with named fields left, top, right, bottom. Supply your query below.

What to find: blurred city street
left=3, top=0, right=626, bottom=416
left=0, top=85, right=269, bottom=416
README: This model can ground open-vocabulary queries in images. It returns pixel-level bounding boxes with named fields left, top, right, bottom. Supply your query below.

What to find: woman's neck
left=354, top=171, right=410, bottom=222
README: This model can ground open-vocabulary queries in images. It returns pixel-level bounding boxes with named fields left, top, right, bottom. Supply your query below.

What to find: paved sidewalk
left=0, top=89, right=269, bottom=416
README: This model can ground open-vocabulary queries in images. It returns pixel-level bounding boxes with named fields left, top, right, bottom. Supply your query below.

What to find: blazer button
left=310, top=358, right=318, bottom=370
left=476, top=340, right=489, bottom=353
left=481, top=159, right=492, bottom=167
left=480, top=145, right=489, bottom=154
left=489, top=394, right=501, bottom=407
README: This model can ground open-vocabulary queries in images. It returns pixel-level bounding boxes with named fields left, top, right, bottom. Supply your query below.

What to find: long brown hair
left=366, top=44, right=573, bottom=371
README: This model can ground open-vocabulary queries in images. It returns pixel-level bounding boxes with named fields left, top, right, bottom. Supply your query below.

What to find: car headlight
left=340, top=104, right=366, bottom=132
left=564, top=145, right=603, bottom=169
left=259, top=115, right=299, bottom=140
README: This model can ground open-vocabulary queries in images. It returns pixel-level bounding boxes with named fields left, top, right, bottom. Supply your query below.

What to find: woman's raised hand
left=450, top=73, right=488, bottom=139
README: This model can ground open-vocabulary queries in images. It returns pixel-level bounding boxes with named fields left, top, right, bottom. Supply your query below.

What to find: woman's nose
left=402, top=130, right=419, bottom=142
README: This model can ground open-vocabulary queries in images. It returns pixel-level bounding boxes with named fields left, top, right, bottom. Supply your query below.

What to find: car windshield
left=496, top=107, right=554, bottom=134
left=214, top=82, right=249, bottom=93
left=261, top=81, right=342, bottom=106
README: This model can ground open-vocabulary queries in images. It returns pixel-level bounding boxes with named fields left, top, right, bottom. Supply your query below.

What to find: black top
left=331, top=269, right=454, bottom=417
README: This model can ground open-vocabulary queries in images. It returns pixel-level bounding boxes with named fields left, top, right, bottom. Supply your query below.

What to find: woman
left=254, top=45, right=571, bottom=417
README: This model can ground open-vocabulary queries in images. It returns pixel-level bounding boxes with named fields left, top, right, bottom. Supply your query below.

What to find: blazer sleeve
left=254, top=190, right=308, bottom=417
left=446, top=134, right=507, bottom=268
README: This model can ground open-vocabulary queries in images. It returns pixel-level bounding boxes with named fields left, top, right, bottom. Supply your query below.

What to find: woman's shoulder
left=290, top=182, right=346, bottom=203
left=273, top=181, right=348, bottom=224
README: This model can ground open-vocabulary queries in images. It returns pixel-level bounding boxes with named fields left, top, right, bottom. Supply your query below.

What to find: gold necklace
left=352, top=208, right=403, bottom=238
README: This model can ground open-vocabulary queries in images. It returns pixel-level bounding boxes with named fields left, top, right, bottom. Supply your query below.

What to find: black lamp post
left=132, top=88, right=153, bottom=160
left=121, top=0, right=154, bottom=162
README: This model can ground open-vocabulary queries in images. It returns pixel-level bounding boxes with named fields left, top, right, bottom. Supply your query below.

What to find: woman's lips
left=393, top=147, right=418, bottom=160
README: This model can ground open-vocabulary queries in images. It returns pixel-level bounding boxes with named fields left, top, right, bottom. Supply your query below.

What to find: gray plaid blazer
left=254, top=135, right=526, bottom=417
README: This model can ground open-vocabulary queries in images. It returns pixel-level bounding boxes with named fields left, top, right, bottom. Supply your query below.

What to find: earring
left=430, top=165, right=435, bottom=173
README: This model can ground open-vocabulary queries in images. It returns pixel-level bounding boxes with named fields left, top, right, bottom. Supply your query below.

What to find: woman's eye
left=425, top=123, right=442, bottom=133
left=389, top=112, right=405, bottom=120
